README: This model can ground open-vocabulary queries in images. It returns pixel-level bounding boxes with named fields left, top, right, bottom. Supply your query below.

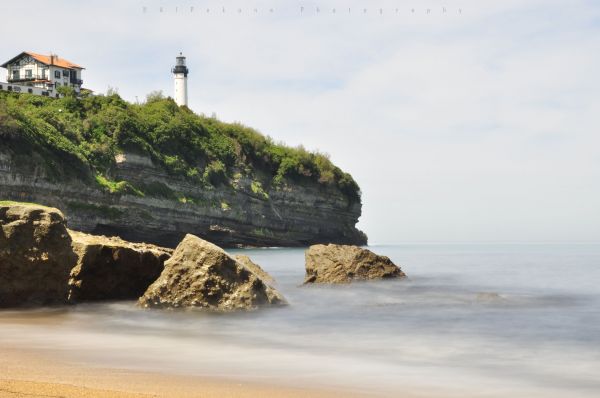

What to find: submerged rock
left=139, top=234, right=286, bottom=310
left=0, top=203, right=77, bottom=307
left=304, top=244, right=405, bottom=284
left=475, top=292, right=507, bottom=304
left=68, top=230, right=172, bottom=302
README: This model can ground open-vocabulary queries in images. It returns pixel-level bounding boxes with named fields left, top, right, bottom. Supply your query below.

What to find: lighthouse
left=172, top=52, right=189, bottom=107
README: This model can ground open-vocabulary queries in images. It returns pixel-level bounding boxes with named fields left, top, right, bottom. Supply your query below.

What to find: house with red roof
left=0, top=52, right=84, bottom=97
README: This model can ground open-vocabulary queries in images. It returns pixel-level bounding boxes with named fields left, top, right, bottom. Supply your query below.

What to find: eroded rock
left=68, top=230, right=172, bottom=302
left=304, top=244, right=405, bottom=284
left=0, top=203, right=77, bottom=307
left=139, top=234, right=286, bottom=310
left=234, top=255, right=274, bottom=284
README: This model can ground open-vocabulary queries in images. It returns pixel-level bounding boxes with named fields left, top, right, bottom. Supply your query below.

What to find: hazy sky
left=1, top=1, right=599, bottom=243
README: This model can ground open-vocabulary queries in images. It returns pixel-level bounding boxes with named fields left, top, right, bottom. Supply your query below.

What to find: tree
left=146, top=90, right=165, bottom=103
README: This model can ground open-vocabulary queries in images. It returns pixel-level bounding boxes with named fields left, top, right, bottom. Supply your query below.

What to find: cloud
left=1, top=0, right=599, bottom=242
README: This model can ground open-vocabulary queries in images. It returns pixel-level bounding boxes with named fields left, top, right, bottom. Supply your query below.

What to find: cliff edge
left=0, top=91, right=366, bottom=247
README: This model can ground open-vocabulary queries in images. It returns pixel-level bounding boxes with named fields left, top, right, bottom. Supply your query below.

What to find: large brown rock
left=234, top=255, right=274, bottom=284
left=139, top=234, right=286, bottom=310
left=0, top=203, right=77, bottom=307
left=68, top=230, right=172, bottom=302
left=304, top=244, right=406, bottom=284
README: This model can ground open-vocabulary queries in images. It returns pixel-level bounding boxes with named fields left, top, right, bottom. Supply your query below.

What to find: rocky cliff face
left=0, top=150, right=366, bottom=248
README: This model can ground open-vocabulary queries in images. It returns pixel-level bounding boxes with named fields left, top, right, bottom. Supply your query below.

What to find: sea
left=1, top=244, right=599, bottom=397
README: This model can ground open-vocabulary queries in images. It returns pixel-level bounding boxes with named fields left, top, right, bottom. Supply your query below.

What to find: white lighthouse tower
left=172, top=52, right=189, bottom=107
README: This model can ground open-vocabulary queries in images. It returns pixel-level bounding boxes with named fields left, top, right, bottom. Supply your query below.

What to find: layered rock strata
left=0, top=150, right=366, bottom=248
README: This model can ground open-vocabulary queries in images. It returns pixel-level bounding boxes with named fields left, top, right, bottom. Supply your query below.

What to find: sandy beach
left=0, top=345, right=375, bottom=398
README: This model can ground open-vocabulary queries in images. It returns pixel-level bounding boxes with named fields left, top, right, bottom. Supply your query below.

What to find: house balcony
left=7, top=76, right=46, bottom=83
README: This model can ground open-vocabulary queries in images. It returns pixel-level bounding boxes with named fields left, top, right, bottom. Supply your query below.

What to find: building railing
left=7, top=76, right=47, bottom=83
left=8, top=77, right=82, bottom=85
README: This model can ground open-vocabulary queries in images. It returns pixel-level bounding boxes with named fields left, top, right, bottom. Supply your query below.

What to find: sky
left=1, top=0, right=599, bottom=243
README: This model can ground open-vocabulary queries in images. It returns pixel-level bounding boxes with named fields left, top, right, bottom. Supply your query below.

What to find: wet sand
left=0, top=345, right=378, bottom=398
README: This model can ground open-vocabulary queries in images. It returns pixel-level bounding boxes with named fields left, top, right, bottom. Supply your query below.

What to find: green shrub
left=95, top=175, right=144, bottom=197
left=250, top=180, right=269, bottom=200
left=0, top=91, right=361, bottom=202
left=203, top=160, right=227, bottom=186
left=145, top=90, right=165, bottom=103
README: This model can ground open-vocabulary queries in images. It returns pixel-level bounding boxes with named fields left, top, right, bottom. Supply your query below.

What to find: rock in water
left=68, top=230, right=172, bottom=302
left=475, top=292, right=507, bottom=304
left=0, top=203, right=77, bottom=307
left=139, top=234, right=286, bottom=310
left=304, top=244, right=405, bottom=284
left=234, top=255, right=275, bottom=283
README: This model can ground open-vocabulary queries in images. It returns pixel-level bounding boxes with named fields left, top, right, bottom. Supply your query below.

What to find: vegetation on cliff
left=0, top=90, right=360, bottom=202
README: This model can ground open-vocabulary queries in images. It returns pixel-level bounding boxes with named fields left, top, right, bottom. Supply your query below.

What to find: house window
left=42, top=69, right=47, bottom=79
left=28, top=88, right=33, bottom=94
left=12, top=70, right=19, bottom=80
left=63, top=70, right=70, bottom=77
left=25, top=70, right=32, bottom=78
left=55, top=70, right=61, bottom=79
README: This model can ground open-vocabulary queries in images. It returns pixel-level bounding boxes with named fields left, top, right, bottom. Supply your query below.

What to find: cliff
left=0, top=91, right=366, bottom=247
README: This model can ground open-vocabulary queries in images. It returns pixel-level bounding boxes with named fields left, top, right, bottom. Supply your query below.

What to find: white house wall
left=5, top=54, right=83, bottom=92
left=0, top=82, right=61, bottom=98
left=6, top=56, right=47, bottom=82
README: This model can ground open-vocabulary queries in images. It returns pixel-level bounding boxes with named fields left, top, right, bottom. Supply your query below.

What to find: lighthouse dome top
left=172, top=52, right=189, bottom=76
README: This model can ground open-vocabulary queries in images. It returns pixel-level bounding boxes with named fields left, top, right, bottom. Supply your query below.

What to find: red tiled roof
left=26, top=52, right=83, bottom=69
left=1, top=52, right=84, bottom=69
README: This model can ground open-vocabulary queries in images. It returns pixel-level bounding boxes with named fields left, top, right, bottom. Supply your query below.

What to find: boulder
left=0, top=203, right=77, bottom=307
left=139, top=234, right=286, bottom=310
left=304, top=244, right=405, bottom=284
left=68, top=230, right=172, bottom=302
left=234, top=254, right=274, bottom=283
